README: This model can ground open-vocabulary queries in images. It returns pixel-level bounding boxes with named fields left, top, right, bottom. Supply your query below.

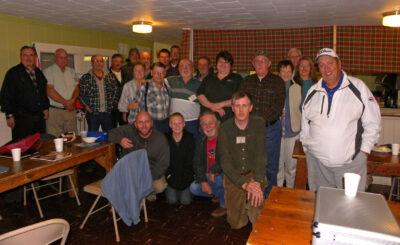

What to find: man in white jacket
left=300, top=48, right=381, bottom=191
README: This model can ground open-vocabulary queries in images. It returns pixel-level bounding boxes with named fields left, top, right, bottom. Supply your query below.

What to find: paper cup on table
left=54, top=138, right=64, bottom=152
left=344, top=173, right=361, bottom=197
left=11, top=148, right=21, bottom=162
left=80, top=131, right=87, bottom=138
left=392, top=143, right=400, bottom=156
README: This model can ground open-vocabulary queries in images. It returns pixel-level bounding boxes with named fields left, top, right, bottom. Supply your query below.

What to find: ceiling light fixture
left=382, top=10, right=400, bottom=27
left=132, top=20, right=152, bottom=34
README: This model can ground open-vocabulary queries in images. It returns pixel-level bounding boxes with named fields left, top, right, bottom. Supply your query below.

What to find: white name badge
left=188, top=94, right=197, bottom=102
left=236, top=136, right=246, bottom=144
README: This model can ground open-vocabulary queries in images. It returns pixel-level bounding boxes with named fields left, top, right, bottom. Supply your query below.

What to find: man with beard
left=108, top=111, right=170, bottom=200
left=168, top=58, right=201, bottom=138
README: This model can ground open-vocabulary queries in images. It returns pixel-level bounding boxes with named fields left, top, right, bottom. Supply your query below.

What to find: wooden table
left=292, top=140, right=400, bottom=189
left=247, top=186, right=400, bottom=245
left=0, top=139, right=115, bottom=193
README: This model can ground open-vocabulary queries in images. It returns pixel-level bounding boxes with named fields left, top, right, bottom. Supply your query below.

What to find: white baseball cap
left=315, top=48, right=340, bottom=62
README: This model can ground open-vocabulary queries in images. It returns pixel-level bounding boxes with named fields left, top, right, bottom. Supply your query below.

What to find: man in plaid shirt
left=240, top=50, right=285, bottom=197
left=137, top=62, right=170, bottom=133
left=79, top=54, right=118, bottom=132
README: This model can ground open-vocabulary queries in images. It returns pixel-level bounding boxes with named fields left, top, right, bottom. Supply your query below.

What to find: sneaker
left=211, top=198, right=219, bottom=203
left=211, top=207, right=227, bottom=217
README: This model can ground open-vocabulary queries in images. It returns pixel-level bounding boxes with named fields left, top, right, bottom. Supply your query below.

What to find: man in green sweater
left=218, top=91, right=268, bottom=229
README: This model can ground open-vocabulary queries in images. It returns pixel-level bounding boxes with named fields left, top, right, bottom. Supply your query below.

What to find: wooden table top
left=0, top=138, right=115, bottom=193
left=293, top=140, right=400, bottom=176
left=247, top=186, right=400, bottom=245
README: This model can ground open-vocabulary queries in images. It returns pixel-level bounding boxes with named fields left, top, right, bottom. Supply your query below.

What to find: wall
left=0, top=14, right=154, bottom=145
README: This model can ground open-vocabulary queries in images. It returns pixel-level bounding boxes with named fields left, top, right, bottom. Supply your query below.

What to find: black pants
left=111, top=109, right=126, bottom=128
left=12, top=112, right=45, bottom=141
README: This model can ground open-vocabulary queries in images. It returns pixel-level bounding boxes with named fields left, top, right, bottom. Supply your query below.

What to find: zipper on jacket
left=320, top=95, right=325, bottom=114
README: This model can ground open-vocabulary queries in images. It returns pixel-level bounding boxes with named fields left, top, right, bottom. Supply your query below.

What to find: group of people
left=0, top=44, right=381, bottom=229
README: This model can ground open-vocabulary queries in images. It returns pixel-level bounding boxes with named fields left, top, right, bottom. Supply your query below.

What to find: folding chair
left=24, top=169, right=81, bottom=218
left=0, top=218, right=70, bottom=245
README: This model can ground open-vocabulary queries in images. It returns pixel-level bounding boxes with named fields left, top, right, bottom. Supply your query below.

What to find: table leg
left=294, top=158, right=308, bottom=189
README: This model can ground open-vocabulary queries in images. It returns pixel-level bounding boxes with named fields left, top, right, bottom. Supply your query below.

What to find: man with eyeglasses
left=108, top=111, right=170, bottom=201
left=287, top=48, right=302, bottom=76
left=79, top=54, right=118, bottom=132
left=0, top=45, right=50, bottom=141
left=240, top=50, right=285, bottom=197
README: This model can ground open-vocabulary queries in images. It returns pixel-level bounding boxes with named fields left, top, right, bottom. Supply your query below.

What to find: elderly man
left=158, top=48, right=179, bottom=77
left=0, top=46, right=49, bottom=140
left=218, top=91, right=267, bottom=229
left=108, top=111, right=169, bottom=200
left=79, top=54, right=118, bottom=132
left=240, top=50, right=285, bottom=197
left=287, top=48, right=302, bottom=76
left=44, top=48, right=79, bottom=137
left=107, top=54, right=127, bottom=128
left=168, top=58, right=201, bottom=138
left=300, top=48, right=381, bottom=191
left=140, top=51, right=152, bottom=79
left=122, top=48, right=140, bottom=83
left=195, top=56, right=213, bottom=82
left=137, top=62, right=170, bottom=133
left=190, top=110, right=226, bottom=217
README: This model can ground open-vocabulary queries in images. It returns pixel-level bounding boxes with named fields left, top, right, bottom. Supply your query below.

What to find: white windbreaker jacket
left=300, top=71, right=381, bottom=167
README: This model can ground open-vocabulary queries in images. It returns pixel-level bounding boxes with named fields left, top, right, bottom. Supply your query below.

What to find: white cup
left=344, top=173, right=361, bottom=197
left=11, top=148, right=21, bottom=162
left=80, top=131, right=87, bottom=138
left=54, top=138, right=64, bottom=152
left=392, top=143, right=400, bottom=156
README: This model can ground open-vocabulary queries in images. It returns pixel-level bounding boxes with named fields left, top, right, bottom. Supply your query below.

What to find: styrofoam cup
left=11, top=148, right=21, bottom=162
left=392, top=143, right=400, bottom=156
left=344, top=173, right=361, bottom=197
left=54, top=138, right=64, bottom=152
left=80, top=131, right=87, bottom=138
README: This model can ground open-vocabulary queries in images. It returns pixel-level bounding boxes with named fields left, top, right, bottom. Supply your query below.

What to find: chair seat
left=83, top=179, right=104, bottom=196
left=42, top=169, right=75, bottom=181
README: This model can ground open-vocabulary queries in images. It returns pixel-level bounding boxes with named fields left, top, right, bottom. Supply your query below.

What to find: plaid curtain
left=181, top=26, right=400, bottom=74
left=181, top=29, right=191, bottom=59
left=337, top=26, right=400, bottom=74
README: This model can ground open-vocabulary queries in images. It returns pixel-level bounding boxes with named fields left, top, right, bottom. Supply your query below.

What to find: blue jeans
left=265, top=121, right=282, bottom=197
left=86, top=112, right=113, bottom=132
left=184, top=120, right=200, bottom=140
left=165, top=186, right=192, bottom=205
left=190, top=174, right=225, bottom=208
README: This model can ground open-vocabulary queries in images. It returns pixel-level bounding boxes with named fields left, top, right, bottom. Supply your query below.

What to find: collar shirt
left=138, top=81, right=170, bottom=120
left=240, top=73, right=285, bottom=124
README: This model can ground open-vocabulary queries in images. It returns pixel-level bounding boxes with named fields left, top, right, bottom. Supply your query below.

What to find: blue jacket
left=101, top=149, right=153, bottom=226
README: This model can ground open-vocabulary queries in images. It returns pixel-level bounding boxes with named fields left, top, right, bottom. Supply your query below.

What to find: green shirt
left=218, top=116, right=267, bottom=188
left=43, top=63, right=77, bottom=108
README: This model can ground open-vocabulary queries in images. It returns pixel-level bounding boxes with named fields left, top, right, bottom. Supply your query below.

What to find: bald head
left=179, top=58, right=194, bottom=79
left=134, top=111, right=153, bottom=138
left=140, top=51, right=152, bottom=69
left=55, top=48, right=68, bottom=71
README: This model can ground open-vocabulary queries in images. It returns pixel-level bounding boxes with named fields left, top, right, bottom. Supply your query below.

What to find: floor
left=0, top=162, right=397, bottom=245
left=0, top=163, right=252, bottom=245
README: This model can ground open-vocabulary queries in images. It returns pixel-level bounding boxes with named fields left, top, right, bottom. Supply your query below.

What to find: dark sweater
left=165, top=130, right=195, bottom=190
left=108, top=124, right=170, bottom=180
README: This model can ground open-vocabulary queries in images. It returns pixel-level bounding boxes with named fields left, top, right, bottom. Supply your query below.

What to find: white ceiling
left=0, top=0, right=399, bottom=45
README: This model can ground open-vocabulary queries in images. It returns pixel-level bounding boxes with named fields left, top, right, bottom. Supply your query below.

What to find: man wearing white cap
left=300, top=48, right=381, bottom=191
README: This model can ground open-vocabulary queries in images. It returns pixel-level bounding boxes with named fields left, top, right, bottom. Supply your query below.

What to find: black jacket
left=165, top=130, right=195, bottom=190
left=0, top=63, right=49, bottom=115
left=193, top=134, right=222, bottom=183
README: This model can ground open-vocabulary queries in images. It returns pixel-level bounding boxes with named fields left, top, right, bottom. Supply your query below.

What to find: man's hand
left=6, top=117, right=15, bottom=128
left=201, top=182, right=213, bottom=195
left=120, top=138, right=134, bottom=148
left=127, top=101, right=139, bottom=110
left=63, top=99, right=75, bottom=111
left=216, top=109, right=225, bottom=117
left=243, top=180, right=264, bottom=207
left=43, top=109, right=49, bottom=120
left=85, top=105, right=93, bottom=113
left=208, top=173, right=215, bottom=183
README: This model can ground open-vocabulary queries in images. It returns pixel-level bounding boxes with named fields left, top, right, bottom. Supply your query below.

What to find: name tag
left=188, top=94, right=196, bottom=102
left=236, top=136, right=246, bottom=144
